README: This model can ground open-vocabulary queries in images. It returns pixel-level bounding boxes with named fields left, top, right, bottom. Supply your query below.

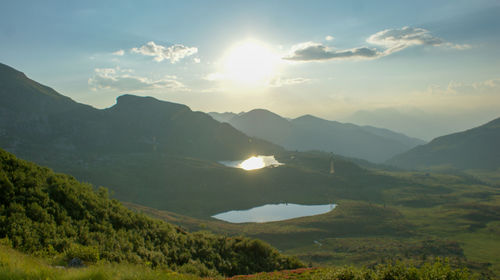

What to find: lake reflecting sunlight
left=219, top=155, right=283, bottom=171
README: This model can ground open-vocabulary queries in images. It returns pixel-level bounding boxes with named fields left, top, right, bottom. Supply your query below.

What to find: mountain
left=0, top=62, right=281, bottom=162
left=209, top=109, right=425, bottom=163
left=208, top=111, right=240, bottom=123
left=387, top=117, right=500, bottom=170
left=0, top=148, right=301, bottom=276
left=1, top=63, right=391, bottom=218
left=348, top=107, right=499, bottom=141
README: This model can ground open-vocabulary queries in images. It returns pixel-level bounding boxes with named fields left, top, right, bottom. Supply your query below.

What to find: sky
left=1, top=0, right=499, bottom=139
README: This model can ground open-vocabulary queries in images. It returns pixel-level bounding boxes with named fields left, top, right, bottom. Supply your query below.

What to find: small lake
left=212, top=203, right=336, bottom=223
left=219, top=155, right=283, bottom=170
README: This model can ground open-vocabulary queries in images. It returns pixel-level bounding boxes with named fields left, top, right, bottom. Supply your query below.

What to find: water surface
left=212, top=203, right=336, bottom=223
left=219, top=155, right=283, bottom=170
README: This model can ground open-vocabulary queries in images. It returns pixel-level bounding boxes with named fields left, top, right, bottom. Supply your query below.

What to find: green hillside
left=388, top=117, right=500, bottom=170
left=0, top=244, right=476, bottom=280
left=0, top=148, right=301, bottom=276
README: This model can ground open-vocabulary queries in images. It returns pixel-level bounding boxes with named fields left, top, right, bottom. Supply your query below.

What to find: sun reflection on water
left=219, top=155, right=283, bottom=171
left=239, top=156, right=266, bottom=170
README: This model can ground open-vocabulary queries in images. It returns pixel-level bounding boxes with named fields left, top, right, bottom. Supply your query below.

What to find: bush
left=64, top=243, right=100, bottom=263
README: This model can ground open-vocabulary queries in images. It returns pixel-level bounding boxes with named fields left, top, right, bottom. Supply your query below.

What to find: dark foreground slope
left=0, top=148, right=301, bottom=276
left=388, top=117, right=500, bottom=170
left=209, top=110, right=425, bottom=163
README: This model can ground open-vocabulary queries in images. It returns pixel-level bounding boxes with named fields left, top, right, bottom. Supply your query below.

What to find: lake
left=212, top=203, right=336, bottom=223
left=219, top=155, right=283, bottom=170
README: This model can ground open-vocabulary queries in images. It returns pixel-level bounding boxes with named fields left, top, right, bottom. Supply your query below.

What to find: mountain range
left=0, top=63, right=280, bottom=162
left=0, top=63, right=389, bottom=217
left=388, top=116, right=500, bottom=170
left=209, top=110, right=425, bottom=163
left=1, top=62, right=499, bottom=220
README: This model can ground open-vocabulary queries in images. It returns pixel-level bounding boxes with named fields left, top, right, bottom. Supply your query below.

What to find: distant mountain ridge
left=209, top=109, right=425, bottom=163
left=387, top=117, right=500, bottom=170
left=0, top=62, right=281, bottom=162
left=0, top=62, right=406, bottom=218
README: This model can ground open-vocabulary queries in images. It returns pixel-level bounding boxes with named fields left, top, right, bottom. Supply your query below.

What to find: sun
left=239, top=156, right=265, bottom=170
left=222, top=40, right=279, bottom=85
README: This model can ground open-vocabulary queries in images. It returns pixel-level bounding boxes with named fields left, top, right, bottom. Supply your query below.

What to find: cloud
left=193, top=57, right=201, bottom=63
left=367, top=26, right=470, bottom=55
left=325, top=35, right=335, bottom=41
left=131, top=41, right=198, bottom=63
left=285, top=27, right=469, bottom=62
left=269, top=77, right=310, bottom=87
left=88, top=67, right=185, bottom=92
left=112, top=49, right=125, bottom=56
left=427, top=78, right=500, bottom=96
left=283, top=42, right=381, bottom=61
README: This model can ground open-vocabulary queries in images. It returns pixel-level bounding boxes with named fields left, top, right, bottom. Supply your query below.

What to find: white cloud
left=269, top=77, right=310, bottom=87
left=131, top=41, right=198, bottom=63
left=427, top=78, right=500, bottom=95
left=283, top=42, right=381, bottom=61
left=112, top=49, right=125, bottom=56
left=367, top=26, right=470, bottom=55
left=88, top=67, right=186, bottom=92
left=193, top=57, right=201, bottom=63
left=285, top=27, right=469, bottom=62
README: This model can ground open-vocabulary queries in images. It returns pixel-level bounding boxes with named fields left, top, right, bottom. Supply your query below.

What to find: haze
left=1, top=0, right=499, bottom=139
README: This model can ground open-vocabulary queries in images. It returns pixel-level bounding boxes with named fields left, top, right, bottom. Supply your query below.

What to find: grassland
left=127, top=168, right=500, bottom=278
left=0, top=243, right=477, bottom=280
left=0, top=244, right=200, bottom=280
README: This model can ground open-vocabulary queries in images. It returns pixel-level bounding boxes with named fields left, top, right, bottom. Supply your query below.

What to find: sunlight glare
left=239, top=156, right=266, bottom=170
left=223, top=40, right=279, bottom=85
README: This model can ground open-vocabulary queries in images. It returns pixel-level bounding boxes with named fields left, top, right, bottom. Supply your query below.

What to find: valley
left=0, top=61, right=499, bottom=278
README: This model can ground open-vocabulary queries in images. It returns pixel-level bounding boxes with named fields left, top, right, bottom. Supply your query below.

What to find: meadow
left=127, top=168, right=500, bottom=278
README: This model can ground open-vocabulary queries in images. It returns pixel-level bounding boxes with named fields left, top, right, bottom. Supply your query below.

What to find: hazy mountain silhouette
left=0, top=62, right=281, bottom=162
left=208, top=111, right=241, bottom=123
left=209, top=109, right=425, bottom=163
left=0, top=62, right=404, bottom=217
left=387, top=117, right=500, bottom=170
left=348, top=107, right=499, bottom=141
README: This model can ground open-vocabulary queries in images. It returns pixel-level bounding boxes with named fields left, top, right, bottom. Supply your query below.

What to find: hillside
left=388, top=117, right=500, bottom=170
left=0, top=245, right=475, bottom=280
left=208, top=109, right=425, bottom=163
left=0, top=62, right=281, bottom=162
left=0, top=63, right=404, bottom=218
left=0, top=148, right=301, bottom=276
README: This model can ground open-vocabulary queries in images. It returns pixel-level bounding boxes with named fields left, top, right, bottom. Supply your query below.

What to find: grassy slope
left=0, top=148, right=302, bottom=276
left=127, top=169, right=500, bottom=278
left=0, top=244, right=477, bottom=280
left=0, top=244, right=199, bottom=280
left=52, top=151, right=403, bottom=218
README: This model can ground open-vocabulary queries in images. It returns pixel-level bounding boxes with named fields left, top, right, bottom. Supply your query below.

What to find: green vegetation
left=0, top=243, right=477, bottom=280
left=0, top=148, right=302, bottom=276
left=128, top=169, right=500, bottom=278
left=1, top=62, right=499, bottom=278
left=0, top=244, right=199, bottom=280
left=228, top=260, right=475, bottom=280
